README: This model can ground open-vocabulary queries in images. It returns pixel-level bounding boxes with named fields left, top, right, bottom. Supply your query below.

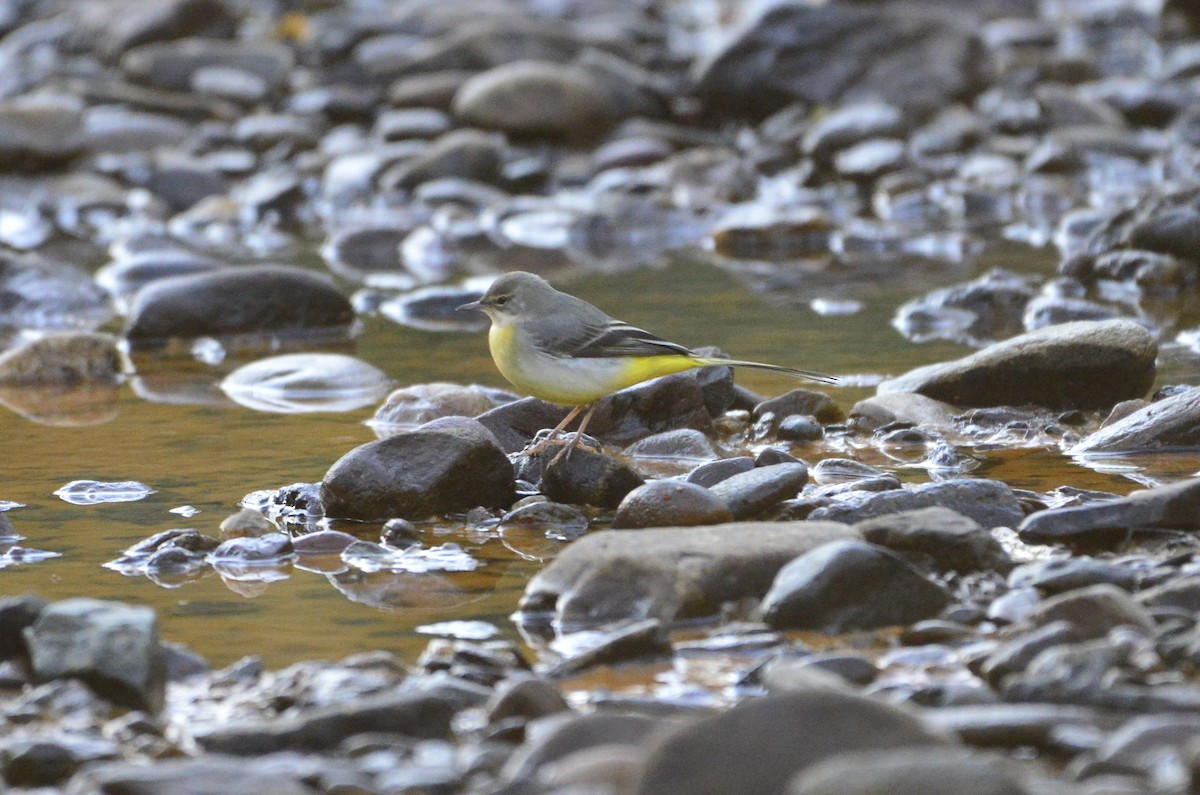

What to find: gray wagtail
left=459, top=271, right=837, bottom=461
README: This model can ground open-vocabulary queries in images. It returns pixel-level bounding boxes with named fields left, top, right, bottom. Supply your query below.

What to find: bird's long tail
left=692, top=357, right=839, bottom=385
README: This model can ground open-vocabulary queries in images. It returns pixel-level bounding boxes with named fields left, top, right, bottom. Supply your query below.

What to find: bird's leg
left=550, top=403, right=598, bottom=465
left=522, top=405, right=582, bottom=457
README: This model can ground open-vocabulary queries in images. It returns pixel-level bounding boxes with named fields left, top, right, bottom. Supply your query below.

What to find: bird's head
left=457, top=271, right=556, bottom=325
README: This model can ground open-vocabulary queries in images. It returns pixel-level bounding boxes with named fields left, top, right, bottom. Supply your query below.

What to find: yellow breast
left=487, top=322, right=701, bottom=405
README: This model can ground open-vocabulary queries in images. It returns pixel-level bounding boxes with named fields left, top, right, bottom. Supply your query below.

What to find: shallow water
left=2, top=243, right=1195, bottom=669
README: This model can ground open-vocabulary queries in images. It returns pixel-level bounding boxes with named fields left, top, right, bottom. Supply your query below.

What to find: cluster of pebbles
left=2, top=0, right=1200, bottom=793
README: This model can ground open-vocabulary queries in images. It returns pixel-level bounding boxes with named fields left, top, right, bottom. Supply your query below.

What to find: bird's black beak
left=457, top=299, right=483, bottom=312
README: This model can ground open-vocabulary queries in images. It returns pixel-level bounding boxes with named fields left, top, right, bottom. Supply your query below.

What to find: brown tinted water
left=1, top=247, right=1192, bottom=669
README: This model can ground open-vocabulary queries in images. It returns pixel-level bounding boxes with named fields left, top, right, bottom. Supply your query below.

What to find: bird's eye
left=494, top=295, right=510, bottom=307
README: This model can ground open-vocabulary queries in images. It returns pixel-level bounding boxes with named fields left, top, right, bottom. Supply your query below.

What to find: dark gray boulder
left=23, top=598, right=166, bottom=712
left=761, top=539, right=950, bottom=633
left=694, top=3, right=989, bottom=118
left=124, top=265, right=354, bottom=348
left=321, top=424, right=515, bottom=521
left=877, top=319, right=1157, bottom=410
left=634, top=690, right=949, bottom=795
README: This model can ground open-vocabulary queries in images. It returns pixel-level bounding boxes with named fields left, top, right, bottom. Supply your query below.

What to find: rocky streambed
left=2, top=0, right=1200, bottom=793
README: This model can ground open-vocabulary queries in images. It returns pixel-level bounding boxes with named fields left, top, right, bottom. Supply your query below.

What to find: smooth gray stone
left=1019, top=478, right=1200, bottom=546
left=520, top=521, right=855, bottom=627
left=761, top=539, right=949, bottom=632
left=877, top=319, right=1157, bottom=410
left=1070, top=387, right=1200, bottom=453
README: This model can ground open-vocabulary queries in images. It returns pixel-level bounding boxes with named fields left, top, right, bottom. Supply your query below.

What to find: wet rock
left=453, top=60, right=627, bottom=140
left=778, top=653, right=878, bottom=687
left=371, top=382, right=505, bottom=429
left=322, top=225, right=408, bottom=280
left=1138, top=575, right=1200, bottom=613
left=547, top=618, right=672, bottom=676
left=125, top=265, right=354, bottom=348
left=761, top=539, right=950, bottom=632
left=486, top=676, right=569, bottom=725
left=1011, top=557, right=1139, bottom=594
left=774, top=415, right=823, bottom=442
left=321, top=424, right=515, bottom=521
left=0, top=96, right=84, bottom=170
left=291, top=529, right=358, bottom=556
left=613, top=480, right=733, bottom=529
left=809, top=478, right=1024, bottom=530
left=709, top=462, right=808, bottom=520
left=979, top=621, right=1079, bottom=687
left=503, top=712, right=662, bottom=782
left=802, top=102, right=907, bottom=163
left=195, top=688, right=460, bottom=755
left=1026, top=584, right=1156, bottom=640
left=834, top=138, right=907, bottom=181
left=856, top=507, right=1012, bottom=574
left=893, top=269, right=1036, bottom=346
left=592, top=135, right=673, bottom=172
left=0, top=593, right=45, bottom=660
left=69, top=0, right=237, bottom=57
left=0, top=332, right=123, bottom=385
left=624, top=428, right=719, bottom=461
left=388, top=70, right=475, bottom=110
left=634, top=690, right=948, bottom=795
left=685, top=456, right=755, bottom=488
left=1091, top=249, right=1197, bottom=290
left=218, top=508, right=277, bottom=539
left=120, top=38, right=293, bottom=92
left=1, top=737, right=87, bottom=787
left=95, top=250, right=224, bottom=300
left=72, top=756, right=316, bottom=795
left=758, top=661, right=852, bottom=695
left=24, top=598, right=165, bottom=712
left=541, top=447, right=644, bottom=509
left=381, top=129, right=504, bottom=192
left=925, top=703, right=1103, bottom=748
left=848, top=392, right=960, bottom=432
left=209, top=533, right=294, bottom=565
left=0, top=254, right=114, bottom=332
left=1127, top=202, right=1200, bottom=262
left=1019, top=479, right=1200, bottom=547
left=1021, top=293, right=1119, bottom=331
left=520, top=521, right=854, bottom=626
left=478, top=371, right=715, bottom=453
left=878, top=319, right=1157, bottom=410
left=790, top=747, right=1030, bottom=795
left=710, top=205, right=833, bottom=260
left=754, top=389, right=844, bottom=425
left=375, top=107, right=453, bottom=141
left=1092, top=714, right=1200, bottom=775
left=1071, top=387, right=1200, bottom=453
left=696, top=4, right=985, bottom=118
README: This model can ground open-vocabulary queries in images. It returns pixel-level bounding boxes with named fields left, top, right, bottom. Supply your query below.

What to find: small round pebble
left=612, top=480, right=734, bottom=529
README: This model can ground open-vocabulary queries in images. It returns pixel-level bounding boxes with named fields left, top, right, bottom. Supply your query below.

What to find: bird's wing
left=537, top=315, right=694, bottom=359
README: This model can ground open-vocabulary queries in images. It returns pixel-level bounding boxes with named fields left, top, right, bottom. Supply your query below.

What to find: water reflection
left=0, top=258, right=1194, bottom=670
